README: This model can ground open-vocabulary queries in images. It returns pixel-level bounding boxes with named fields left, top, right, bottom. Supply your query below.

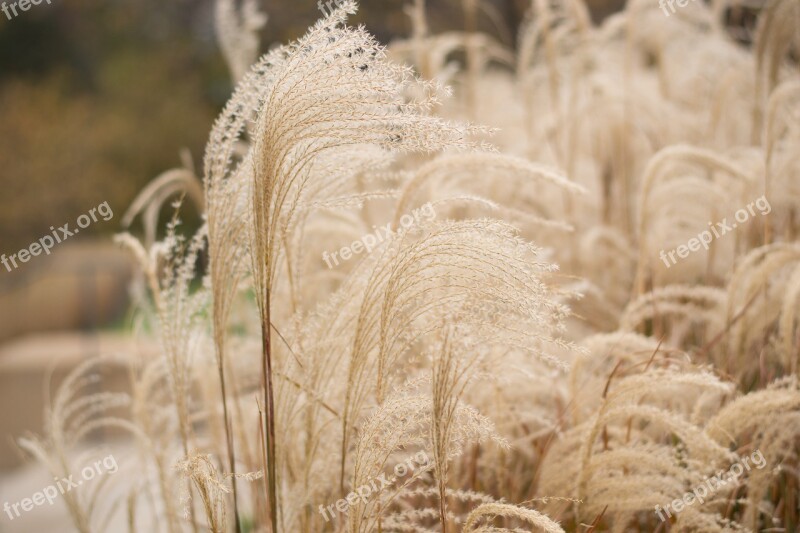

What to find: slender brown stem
left=216, top=338, right=242, bottom=533
left=256, top=397, right=270, bottom=528
left=261, top=287, right=278, bottom=532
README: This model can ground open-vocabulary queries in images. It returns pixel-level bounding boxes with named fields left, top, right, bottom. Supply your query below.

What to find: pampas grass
left=18, top=0, right=800, bottom=531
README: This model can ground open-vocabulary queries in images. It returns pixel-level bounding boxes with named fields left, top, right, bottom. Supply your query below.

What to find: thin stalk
left=257, top=397, right=271, bottom=528
left=228, top=356, right=264, bottom=524
left=261, top=287, right=278, bottom=532
left=178, top=417, right=200, bottom=533
left=215, top=338, right=242, bottom=533
left=151, top=262, right=199, bottom=533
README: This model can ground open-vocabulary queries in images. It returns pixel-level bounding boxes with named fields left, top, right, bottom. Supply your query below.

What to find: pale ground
left=0, top=444, right=135, bottom=533
left=0, top=332, right=160, bottom=533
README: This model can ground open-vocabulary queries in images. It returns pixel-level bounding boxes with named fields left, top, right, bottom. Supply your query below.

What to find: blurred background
left=0, top=0, right=635, bottom=477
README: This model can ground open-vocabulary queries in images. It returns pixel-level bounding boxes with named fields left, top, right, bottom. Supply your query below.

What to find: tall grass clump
left=18, top=0, right=800, bottom=531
